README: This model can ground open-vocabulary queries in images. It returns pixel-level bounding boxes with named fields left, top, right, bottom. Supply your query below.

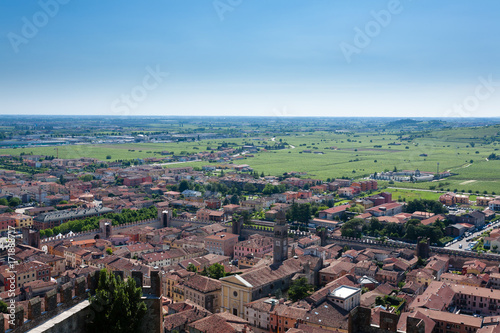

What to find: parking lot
left=446, top=220, right=500, bottom=251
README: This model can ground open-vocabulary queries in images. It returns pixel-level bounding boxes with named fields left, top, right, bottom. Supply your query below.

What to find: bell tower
left=273, top=209, right=288, bottom=265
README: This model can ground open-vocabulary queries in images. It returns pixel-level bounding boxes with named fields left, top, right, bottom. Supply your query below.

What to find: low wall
left=328, top=236, right=500, bottom=263
left=41, top=218, right=161, bottom=243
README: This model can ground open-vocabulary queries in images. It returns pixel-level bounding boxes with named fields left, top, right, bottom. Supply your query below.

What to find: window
left=233, top=291, right=238, bottom=297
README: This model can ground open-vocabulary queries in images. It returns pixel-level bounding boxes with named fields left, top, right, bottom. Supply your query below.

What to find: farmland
left=1, top=122, right=499, bottom=194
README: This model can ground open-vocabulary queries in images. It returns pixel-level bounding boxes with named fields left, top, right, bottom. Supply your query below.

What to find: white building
left=489, top=200, right=500, bottom=211
left=328, top=285, right=361, bottom=311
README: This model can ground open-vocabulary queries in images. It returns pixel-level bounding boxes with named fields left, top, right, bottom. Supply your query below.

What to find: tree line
left=39, top=205, right=157, bottom=238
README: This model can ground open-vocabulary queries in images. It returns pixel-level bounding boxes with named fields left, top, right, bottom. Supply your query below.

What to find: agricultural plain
left=2, top=125, right=499, bottom=194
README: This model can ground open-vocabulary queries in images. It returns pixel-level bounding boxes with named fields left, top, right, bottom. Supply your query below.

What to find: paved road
left=447, top=220, right=500, bottom=251
left=387, top=187, right=480, bottom=197
left=151, top=160, right=199, bottom=166
left=387, top=187, right=443, bottom=193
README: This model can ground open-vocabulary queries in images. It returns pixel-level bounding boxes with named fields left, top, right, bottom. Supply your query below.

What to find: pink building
left=233, top=235, right=273, bottom=259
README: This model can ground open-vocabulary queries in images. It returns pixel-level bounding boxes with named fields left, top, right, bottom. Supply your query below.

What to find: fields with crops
left=2, top=125, right=499, bottom=193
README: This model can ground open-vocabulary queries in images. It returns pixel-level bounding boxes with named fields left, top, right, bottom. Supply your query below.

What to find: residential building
left=33, top=207, right=113, bottom=229
left=243, top=298, right=278, bottom=330
left=233, top=235, right=273, bottom=259
left=0, top=213, right=15, bottom=232
left=14, top=261, right=51, bottom=288
left=183, top=274, right=222, bottom=313
left=26, top=253, right=65, bottom=278
left=317, top=205, right=348, bottom=220
left=319, top=261, right=355, bottom=285
left=13, top=213, right=33, bottom=229
left=269, top=303, right=308, bottom=333
left=297, top=235, right=321, bottom=249
left=488, top=199, right=500, bottom=212
left=414, top=308, right=482, bottom=333
left=366, top=202, right=403, bottom=217
left=205, top=232, right=239, bottom=257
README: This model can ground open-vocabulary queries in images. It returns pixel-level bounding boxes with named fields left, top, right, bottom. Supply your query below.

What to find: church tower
left=273, top=209, right=288, bottom=265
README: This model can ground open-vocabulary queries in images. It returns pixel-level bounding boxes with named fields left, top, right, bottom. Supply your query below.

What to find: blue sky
left=1, top=0, right=499, bottom=117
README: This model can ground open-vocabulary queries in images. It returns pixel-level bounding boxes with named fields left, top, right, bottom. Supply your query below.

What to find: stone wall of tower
left=157, top=208, right=171, bottom=228
left=273, top=210, right=288, bottom=265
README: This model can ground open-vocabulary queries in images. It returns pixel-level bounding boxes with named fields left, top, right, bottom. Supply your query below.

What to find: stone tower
left=158, top=209, right=171, bottom=228
left=416, top=237, right=430, bottom=259
left=99, top=219, right=112, bottom=239
left=232, top=216, right=243, bottom=239
left=273, top=209, right=288, bottom=265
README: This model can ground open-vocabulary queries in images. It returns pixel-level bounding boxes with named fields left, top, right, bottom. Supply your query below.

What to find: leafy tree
left=45, top=229, right=54, bottom=237
left=87, top=269, right=147, bottom=333
left=8, top=197, right=21, bottom=207
left=0, top=198, right=8, bottom=206
left=287, top=203, right=312, bottom=224
left=0, top=300, right=7, bottom=313
left=262, top=183, right=275, bottom=195
left=404, top=199, right=447, bottom=215
left=341, top=218, right=364, bottom=238
left=178, top=180, right=190, bottom=193
left=79, top=174, right=94, bottom=182
left=288, top=277, right=314, bottom=302
left=417, top=257, right=426, bottom=267
left=201, top=263, right=226, bottom=279
left=348, top=204, right=364, bottom=213
left=243, top=183, right=257, bottom=193
left=238, top=210, right=252, bottom=225
left=187, top=263, right=198, bottom=273
left=106, top=248, right=113, bottom=255
left=230, top=195, right=240, bottom=205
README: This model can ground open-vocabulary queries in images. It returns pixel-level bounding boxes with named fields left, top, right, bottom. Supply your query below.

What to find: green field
left=2, top=126, right=499, bottom=193
left=0, top=139, right=248, bottom=161
left=380, top=188, right=443, bottom=202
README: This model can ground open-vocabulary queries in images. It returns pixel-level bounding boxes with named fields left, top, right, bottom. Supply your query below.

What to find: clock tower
left=273, top=209, right=288, bottom=265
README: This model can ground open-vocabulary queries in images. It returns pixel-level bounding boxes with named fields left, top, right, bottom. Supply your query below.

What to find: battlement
left=1, top=269, right=162, bottom=333
left=329, top=235, right=500, bottom=262
left=348, top=306, right=425, bottom=333
left=40, top=218, right=158, bottom=243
